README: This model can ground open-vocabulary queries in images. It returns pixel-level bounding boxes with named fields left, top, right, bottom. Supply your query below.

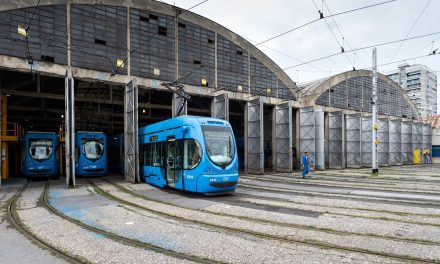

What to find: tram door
left=165, top=138, right=182, bottom=187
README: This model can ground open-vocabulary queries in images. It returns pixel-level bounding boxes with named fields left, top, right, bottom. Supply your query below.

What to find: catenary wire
left=321, top=0, right=368, bottom=68
left=255, top=0, right=397, bottom=46
left=385, top=0, right=431, bottom=70
left=282, top=30, right=440, bottom=71
left=311, top=0, right=354, bottom=68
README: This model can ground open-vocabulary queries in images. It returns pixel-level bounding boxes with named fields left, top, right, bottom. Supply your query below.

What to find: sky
left=160, top=0, right=440, bottom=111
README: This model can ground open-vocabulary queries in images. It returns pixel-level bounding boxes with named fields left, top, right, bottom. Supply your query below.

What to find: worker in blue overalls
left=301, top=152, right=310, bottom=179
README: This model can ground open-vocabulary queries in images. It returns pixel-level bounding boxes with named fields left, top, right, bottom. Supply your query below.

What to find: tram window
left=202, top=126, right=235, bottom=167
left=184, top=140, right=202, bottom=169
left=29, top=139, right=53, bottom=161
left=152, top=143, right=162, bottom=166
left=141, top=143, right=162, bottom=167
left=175, top=141, right=182, bottom=169
left=75, top=146, right=80, bottom=162
left=82, top=138, right=104, bottom=160
left=144, top=144, right=152, bottom=166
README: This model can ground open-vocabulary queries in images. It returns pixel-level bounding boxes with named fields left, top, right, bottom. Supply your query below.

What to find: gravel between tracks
left=17, top=184, right=197, bottom=264
left=95, top=181, right=440, bottom=262
left=50, top=182, right=401, bottom=264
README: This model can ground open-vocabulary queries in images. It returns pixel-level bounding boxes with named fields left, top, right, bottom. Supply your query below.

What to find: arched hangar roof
left=298, top=70, right=421, bottom=120
left=0, top=0, right=300, bottom=98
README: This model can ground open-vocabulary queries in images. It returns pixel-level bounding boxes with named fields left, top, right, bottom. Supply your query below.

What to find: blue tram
left=75, top=132, right=108, bottom=176
left=22, top=132, right=59, bottom=178
left=139, top=116, right=239, bottom=194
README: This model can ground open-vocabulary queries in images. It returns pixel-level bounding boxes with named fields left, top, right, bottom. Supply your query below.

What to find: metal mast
left=372, top=48, right=379, bottom=174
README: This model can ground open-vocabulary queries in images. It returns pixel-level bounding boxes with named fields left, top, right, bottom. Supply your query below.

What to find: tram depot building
left=0, top=0, right=433, bottom=185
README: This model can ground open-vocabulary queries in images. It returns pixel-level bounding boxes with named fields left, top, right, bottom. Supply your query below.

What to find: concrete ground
left=0, top=164, right=439, bottom=263
left=0, top=178, right=68, bottom=264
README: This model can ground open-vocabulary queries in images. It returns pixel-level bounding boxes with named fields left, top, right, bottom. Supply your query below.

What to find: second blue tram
left=22, top=132, right=59, bottom=178
left=139, top=116, right=239, bottom=194
left=75, top=132, right=108, bottom=176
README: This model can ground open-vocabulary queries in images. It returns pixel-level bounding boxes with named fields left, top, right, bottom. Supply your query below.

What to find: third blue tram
left=22, top=132, right=59, bottom=178
left=75, top=132, right=108, bottom=176
left=139, top=116, right=239, bottom=194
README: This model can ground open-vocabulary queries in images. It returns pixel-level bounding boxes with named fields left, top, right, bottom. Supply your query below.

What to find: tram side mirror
left=182, top=126, right=191, bottom=134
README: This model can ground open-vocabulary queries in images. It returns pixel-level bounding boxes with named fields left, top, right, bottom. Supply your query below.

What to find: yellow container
left=413, top=148, right=421, bottom=164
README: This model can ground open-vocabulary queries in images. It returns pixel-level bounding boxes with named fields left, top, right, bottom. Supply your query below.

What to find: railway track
left=41, top=183, right=220, bottom=264
left=5, top=182, right=85, bottom=264
left=260, top=172, right=440, bottom=186
left=239, top=175, right=440, bottom=195
left=238, top=183, right=440, bottom=207
left=92, top=179, right=440, bottom=263
left=235, top=188, right=440, bottom=219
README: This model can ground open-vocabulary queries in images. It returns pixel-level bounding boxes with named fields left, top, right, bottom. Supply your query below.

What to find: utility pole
left=372, top=48, right=379, bottom=174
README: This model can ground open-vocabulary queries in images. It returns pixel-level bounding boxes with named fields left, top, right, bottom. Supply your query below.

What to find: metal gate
left=422, top=124, right=432, bottom=159
left=274, top=102, right=292, bottom=172
left=65, top=74, right=75, bottom=187
left=401, top=121, right=413, bottom=165
left=346, top=114, right=362, bottom=168
left=124, top=80, right=139, bottom=183
left=211, top=93, right=229, bottom=121
left=246, top=97, right=264, bottom=174
left=412, top=122, right=423, bottom=164
left=389, top=119, right=402, bottom=165
left=361, top=116, right=372, bottom=167
left=378, top=118, right=390, bottom=167
left=328, top=112, right=344, bottom=169
left=300, top=107, right=316, bottom=170
left=315, top=109, right=325, bottom=170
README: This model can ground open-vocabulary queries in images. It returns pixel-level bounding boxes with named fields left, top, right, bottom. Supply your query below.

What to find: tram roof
left=139, top=116, right=230, bottom=136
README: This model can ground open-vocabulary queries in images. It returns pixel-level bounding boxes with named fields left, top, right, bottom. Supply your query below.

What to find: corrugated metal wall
left=71, top=5, right=127, bottom=73
left=389, top=119, right=402, bottom=165
left=346, top=114, right=362, bottom=168
left=401, top=121, right=413, bottom=165
left=328, top=111, right=344, bottom=169
left=0, top=5, right=67, bottom=65
left=378, top=118, right=390, bottom=167
left=361, top=116, right=372, bottom=167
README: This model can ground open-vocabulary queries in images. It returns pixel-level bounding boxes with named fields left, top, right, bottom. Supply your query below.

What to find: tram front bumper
left=197, top=174, right=239, bottom=193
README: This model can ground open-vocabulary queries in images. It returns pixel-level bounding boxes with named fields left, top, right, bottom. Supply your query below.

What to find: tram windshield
left=29, top=139, right=53, bottom=161
left=202, top=126, right=234, bottom=167
left=82, top=138, right=104, bottom=160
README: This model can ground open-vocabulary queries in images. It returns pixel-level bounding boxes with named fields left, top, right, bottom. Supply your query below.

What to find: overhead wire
left=321, top=0, right=368, bottom=68
left=311, top=0, right=354, bottom=68
left=254, top=0, right=397, bottom=46
left=385, top=0, right=431, bottom=70
left=282, top=30, right=440, bottom=71
left=295, top=52, right=440, bottom=98
left=242, top=36, right=328, bottom=73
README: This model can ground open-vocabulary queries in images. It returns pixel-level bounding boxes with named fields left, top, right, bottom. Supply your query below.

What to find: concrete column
left=1, top=96, right=8, bottom=181
left=126, top=6, right=131, bottom=76
left=66, top=3, right=71, bottom=68
left=295, top=109, right=300, bottom=170
left=342, top=114, right=346, bottom=168
left=175, top=10, right=179, bottom=79
left=271, top=106, right=276, bottom=171
left=214, top=32, right=218, bottom=89
left=324, top=112, right=329, bottom=169
left=247, top=54, right=251, bottom=94
left=244, top=103, right=248, bottom=174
